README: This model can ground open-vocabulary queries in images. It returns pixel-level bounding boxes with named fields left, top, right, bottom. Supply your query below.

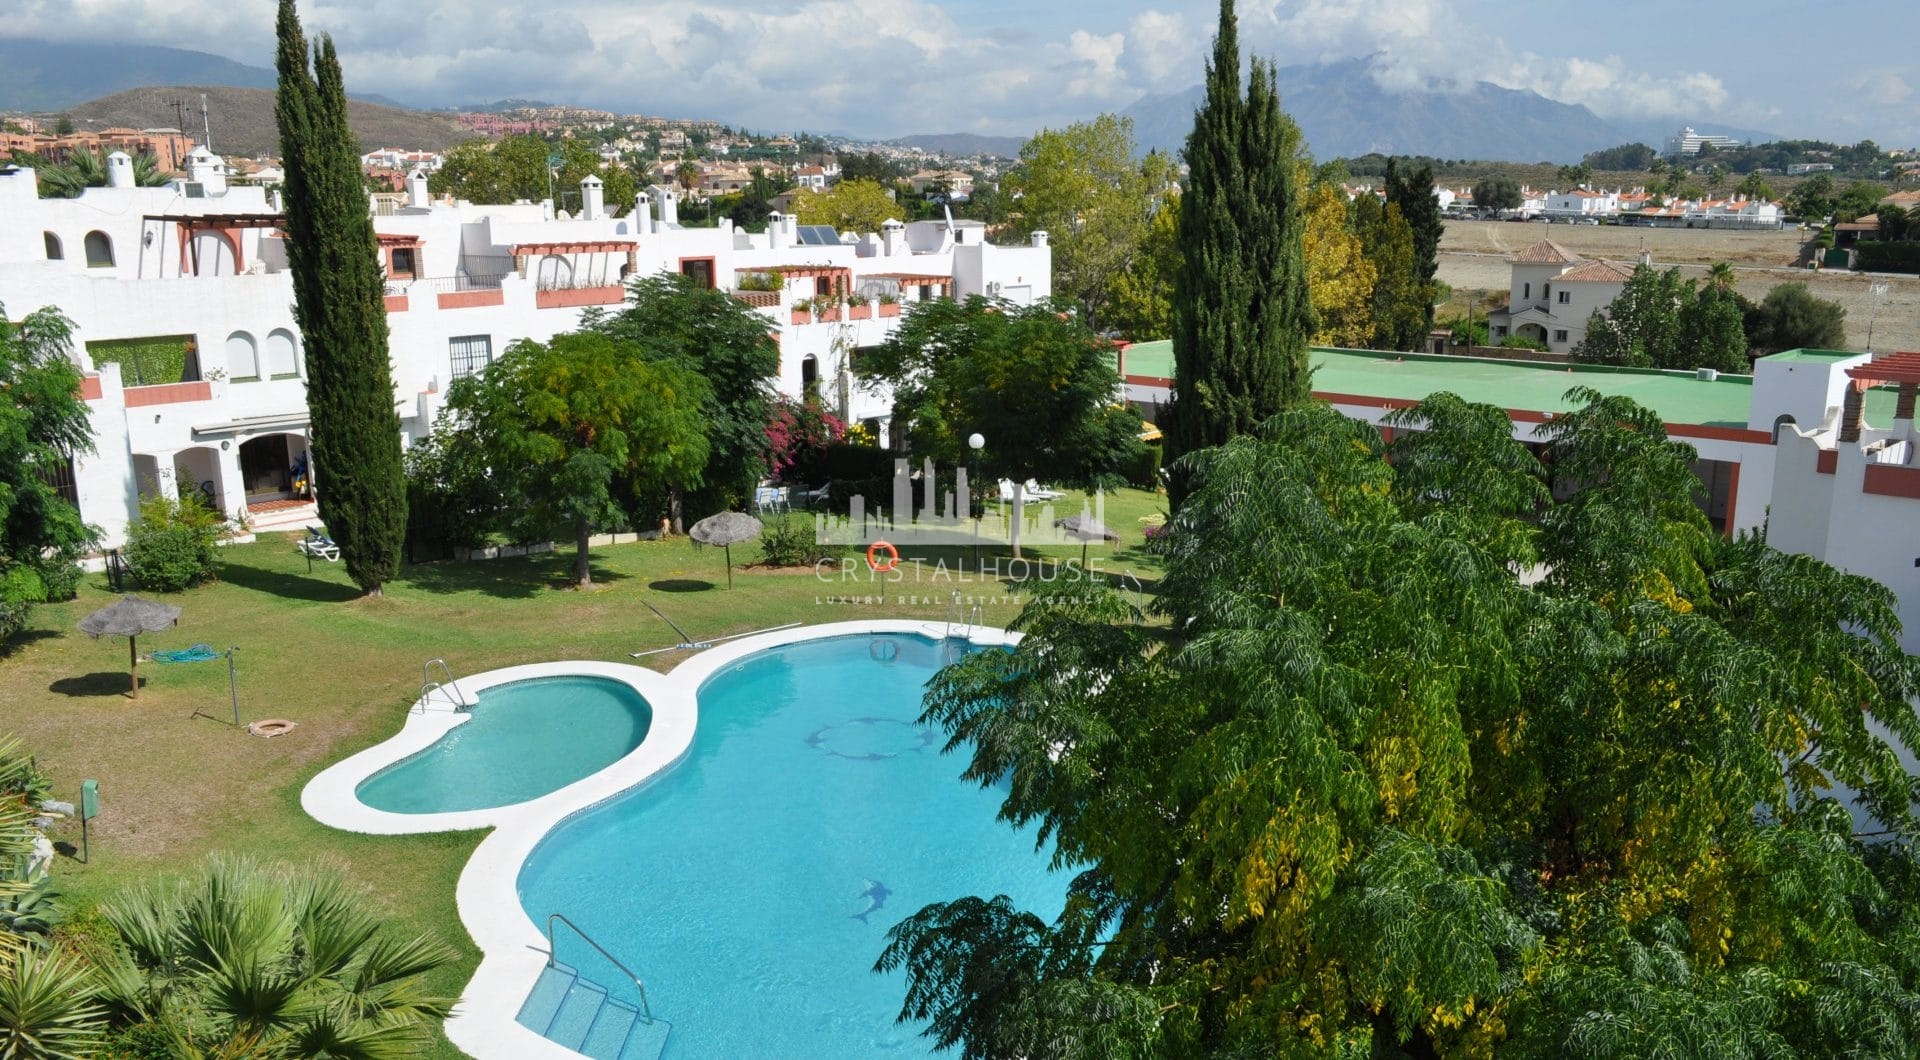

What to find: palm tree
left=0, top=947, right=105, bottom=1059
left=97, top=856, right=456, bottom=1058
left=7, top=150, right=173, bottom=198
left=1706, top=260, right=1737, bottom=293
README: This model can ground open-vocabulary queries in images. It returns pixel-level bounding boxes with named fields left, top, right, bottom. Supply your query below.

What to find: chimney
left=635, top=192, right=654, bottom=234
left=405, top=166, right=430, bottom=208
left=1638, top=248, right=1652, bottom=267
left=1838, top=382, right=1866, bottom=443
left=580, top=174, right=605, bottom=220
left=659, top=188, right=679, bottom=227
left=1030, top=230, right=1050, bottom=248
left=186, top=146, right=227, bottom=194
left=881, top=218, right=904, bottom=256
left=106, top=151, right=134, bottom=189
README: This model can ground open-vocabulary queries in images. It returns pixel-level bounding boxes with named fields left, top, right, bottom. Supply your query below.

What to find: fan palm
left=0, top=947, right=106, bottom=1060
left=98, top=856, right=455, bottom=1059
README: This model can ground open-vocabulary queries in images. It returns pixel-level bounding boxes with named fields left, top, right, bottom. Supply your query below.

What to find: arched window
left=43, top=232, right=62, bottom=260
left=84, top=231, right=114, bottom=268
left=262, top=329, right=299, bottom=378
left=226, top=331, right=259, bottom=380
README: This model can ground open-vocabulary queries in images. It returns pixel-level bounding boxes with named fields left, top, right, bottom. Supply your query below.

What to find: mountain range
left=3, top=38, right=1782, bottom=166
left=1129, top=58, right=1634, bottom=165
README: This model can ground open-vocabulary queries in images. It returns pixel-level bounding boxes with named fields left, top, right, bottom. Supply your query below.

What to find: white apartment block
left=0, top=149, right=1051, bottom=551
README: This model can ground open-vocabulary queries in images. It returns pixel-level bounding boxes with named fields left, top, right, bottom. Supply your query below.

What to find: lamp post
left=968, top=432, right=986, bottom=571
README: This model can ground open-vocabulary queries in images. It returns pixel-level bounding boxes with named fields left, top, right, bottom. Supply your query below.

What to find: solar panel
left=796, top=225, right=840, bottom=246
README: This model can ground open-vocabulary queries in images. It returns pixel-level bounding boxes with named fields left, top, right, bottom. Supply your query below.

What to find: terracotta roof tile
left=1557, top=260, right=1636, bottom=283
left=1511, top=240, right=1580, bottom=264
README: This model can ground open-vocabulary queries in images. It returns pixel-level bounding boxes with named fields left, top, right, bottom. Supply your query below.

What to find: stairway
left=516, top=961, right=671, bottom=1060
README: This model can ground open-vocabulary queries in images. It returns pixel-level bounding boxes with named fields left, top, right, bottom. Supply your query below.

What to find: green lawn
left=0, top=487, right=1166, bottom=1057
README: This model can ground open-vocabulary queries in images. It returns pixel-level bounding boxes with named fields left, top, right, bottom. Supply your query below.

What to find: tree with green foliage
left=860, top=296, right=1142, bottom=556
left=1574, top=263, right=1690, bottom=368
left=1164, top=0, right=1314, bottom=504
left=792, top=178, right=900, bottom=234
left=1471, top=175, right=1523, bottom=214
left=1736, top=171, right=1775, bottom=202
left=1746, top=282, right=1848, bottom=354
left=1385, top=158, right=1444, bottom=333
left=275, top=0, right=407, bottom=596
left=1788, top=173, right=1836, bottom=218
left=879, top=388, right=1920, bottom=1058
left=1353, top=193, right=1426, bottom=351
left=441, top=332, right=708, bottom=586
left=1003, top=117, right=1172, bottom=331
left=1100, top=195, right=1179, bottom=342
left=1582, top=142, right=1658, bottom=171
left=838, top=151, right=903, bottom=185
left=1557, top=162, right=1595, bottom=187
left=0, top=304, right=95, bottom=642
left=96, top=855, right=456, bottom=1057
left=580, top=273, right=781, bottom=526
left=430, top=136, right=632, bottom=214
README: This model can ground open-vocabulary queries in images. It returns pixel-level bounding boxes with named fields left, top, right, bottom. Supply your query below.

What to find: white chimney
left=767, top=211, right=788, bottom=250
left=881, top=218, right=905, bottom=257
left=659, top=188, right=678, bottom=227
left=106, top=151, right=134, bottom=189
left=1030, top=230, right=1049, bottom=248
left=406, top=166, right=430, bottom=208
left=635, top=192, right=654, bottom=234
left=186, top=146, right=227, bottom=194
left=580, top=174, right=604, bottom=220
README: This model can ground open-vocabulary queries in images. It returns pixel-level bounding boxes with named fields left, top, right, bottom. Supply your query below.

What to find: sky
left=13, top=0, right=1920, bottom=146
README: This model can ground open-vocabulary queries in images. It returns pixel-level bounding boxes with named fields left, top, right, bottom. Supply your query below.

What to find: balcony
left=413, top=272, right=509, bottom=310
left=535, top=283, right=625, bottom=309
left=124, top=381, right=214, bottom=407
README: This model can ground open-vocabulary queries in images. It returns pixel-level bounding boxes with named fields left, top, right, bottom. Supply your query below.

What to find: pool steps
left=517, top=961, right=670, bottom=1060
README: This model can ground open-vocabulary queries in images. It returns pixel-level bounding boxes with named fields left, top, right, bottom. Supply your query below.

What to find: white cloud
left=1064, top=29, right=1126, bottom=97
left=1123, top=10, right=1197, bottom=88
left=1851, top=70, right=1913, bottom=107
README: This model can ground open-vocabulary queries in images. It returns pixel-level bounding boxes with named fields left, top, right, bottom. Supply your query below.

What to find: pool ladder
left=417, top=658, right=470, bottom=713
left=942, top=592, right=984, bottom=662
left=548, top=913, right=654, bottom=1022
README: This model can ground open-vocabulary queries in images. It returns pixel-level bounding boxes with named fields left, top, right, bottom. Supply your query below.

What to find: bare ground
left=1439, top=220, right=1920, bottom=353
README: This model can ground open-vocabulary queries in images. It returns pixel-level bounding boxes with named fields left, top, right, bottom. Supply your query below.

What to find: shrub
left=1499, top=334, right=1549, bottom=351
left=403, top=428, right=496, bottom=562
left=123, top=493, right=224, bottom=592
left=33, top=556, right=84, bottom=602
left=757, top=515, right=845, bottom=567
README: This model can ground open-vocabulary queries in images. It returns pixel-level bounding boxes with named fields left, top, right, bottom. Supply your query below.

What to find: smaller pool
left=355, top=676, right=652, bottom=814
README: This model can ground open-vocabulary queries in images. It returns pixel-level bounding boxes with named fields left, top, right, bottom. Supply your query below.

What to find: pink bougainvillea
left=764, top=398, right=847, bottom=483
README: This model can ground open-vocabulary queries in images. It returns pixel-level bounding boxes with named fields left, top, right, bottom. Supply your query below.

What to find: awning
left=190, top=411, right=310, bottom=439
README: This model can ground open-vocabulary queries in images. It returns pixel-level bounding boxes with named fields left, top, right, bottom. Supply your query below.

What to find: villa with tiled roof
left=1484, top=240, right=1640, bottom=353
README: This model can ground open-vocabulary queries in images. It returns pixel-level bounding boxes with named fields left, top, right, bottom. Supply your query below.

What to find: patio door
left=238, top=435, right=292, bottom=498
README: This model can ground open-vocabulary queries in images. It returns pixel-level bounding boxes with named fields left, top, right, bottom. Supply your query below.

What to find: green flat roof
left=1761, top=348, right=1858, bottom=363
left=1115, top=342, right=1893, bottom=431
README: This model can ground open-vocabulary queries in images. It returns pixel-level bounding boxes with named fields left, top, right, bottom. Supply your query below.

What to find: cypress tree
left=1164, top=0, right=1314, bottom=506
left=275, top=0, right=406, bottom=595
left=1385, top=158, right=1444, bottom=336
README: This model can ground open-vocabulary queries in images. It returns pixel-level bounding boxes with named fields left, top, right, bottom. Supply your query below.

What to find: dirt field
left=1439, top=220, right=1920, bottom=353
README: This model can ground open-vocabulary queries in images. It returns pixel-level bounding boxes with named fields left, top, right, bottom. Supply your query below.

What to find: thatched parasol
left=77, top=596, right=182, bottom=700
left=1053, top=514, right=1121, bottom=565
left=689, top=511, right=764, bottom=589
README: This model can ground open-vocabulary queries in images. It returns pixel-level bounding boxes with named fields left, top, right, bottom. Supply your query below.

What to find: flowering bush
left=764, top=398, right=846, bottom=484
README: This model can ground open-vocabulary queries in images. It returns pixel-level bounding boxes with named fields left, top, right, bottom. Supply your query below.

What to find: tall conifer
left=275, top=0, right=405, bottom=594
left=1164, top=0, right=1314, bottom=505
left=1385, top=158, right=1444, bottom=337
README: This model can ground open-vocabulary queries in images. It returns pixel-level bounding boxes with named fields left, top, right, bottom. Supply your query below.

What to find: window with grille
left=1554, top=329, right=1569, bottom=342
left=41, top=456, right=79, bottom=510
left=1558, top=290, right=1571, bottom=304
left=449, top=334, right=493, bottom=378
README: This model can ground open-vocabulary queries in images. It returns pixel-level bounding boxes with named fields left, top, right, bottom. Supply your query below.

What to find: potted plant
left=790, top=296, right=813, bottom=325
left=877, top=292, right=901, bottom=317
left=846, top=292, right=871, bottom=319
left=814, top=295, right=841, bottom=323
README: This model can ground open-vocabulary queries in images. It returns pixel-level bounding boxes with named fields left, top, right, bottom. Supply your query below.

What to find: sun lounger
left=295, top=527, right=340, bottom=564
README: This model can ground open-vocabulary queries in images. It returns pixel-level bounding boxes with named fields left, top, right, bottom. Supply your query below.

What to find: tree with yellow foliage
left=1303, top=181, right=1378, bottom=348
left=792, top=178, right=900, bottom=235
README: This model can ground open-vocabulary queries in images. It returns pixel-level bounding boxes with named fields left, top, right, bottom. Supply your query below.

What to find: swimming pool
left=356, top=676, right=652, bottom=814
left=516, top=633, right=1065, bottom=1056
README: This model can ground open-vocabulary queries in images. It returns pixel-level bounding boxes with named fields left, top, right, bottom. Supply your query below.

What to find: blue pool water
left=517, top=634, right=1066, bottom=1057
left=357, top=676, right=652, bottom=814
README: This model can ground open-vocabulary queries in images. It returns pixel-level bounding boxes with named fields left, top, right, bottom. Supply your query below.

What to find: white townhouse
left=1543, top=187, right=1619, bottom=221
left=0, top=149, right=1050, bottom=550
left=1483, top=240, right=1634, bottom=354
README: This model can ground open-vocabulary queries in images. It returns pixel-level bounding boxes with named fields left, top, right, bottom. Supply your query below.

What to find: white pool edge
left=301, top=619, right=1017, bottom=1060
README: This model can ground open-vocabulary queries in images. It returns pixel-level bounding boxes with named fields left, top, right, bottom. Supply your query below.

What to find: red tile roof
left=1511, top=240, right=1579, bottom=264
